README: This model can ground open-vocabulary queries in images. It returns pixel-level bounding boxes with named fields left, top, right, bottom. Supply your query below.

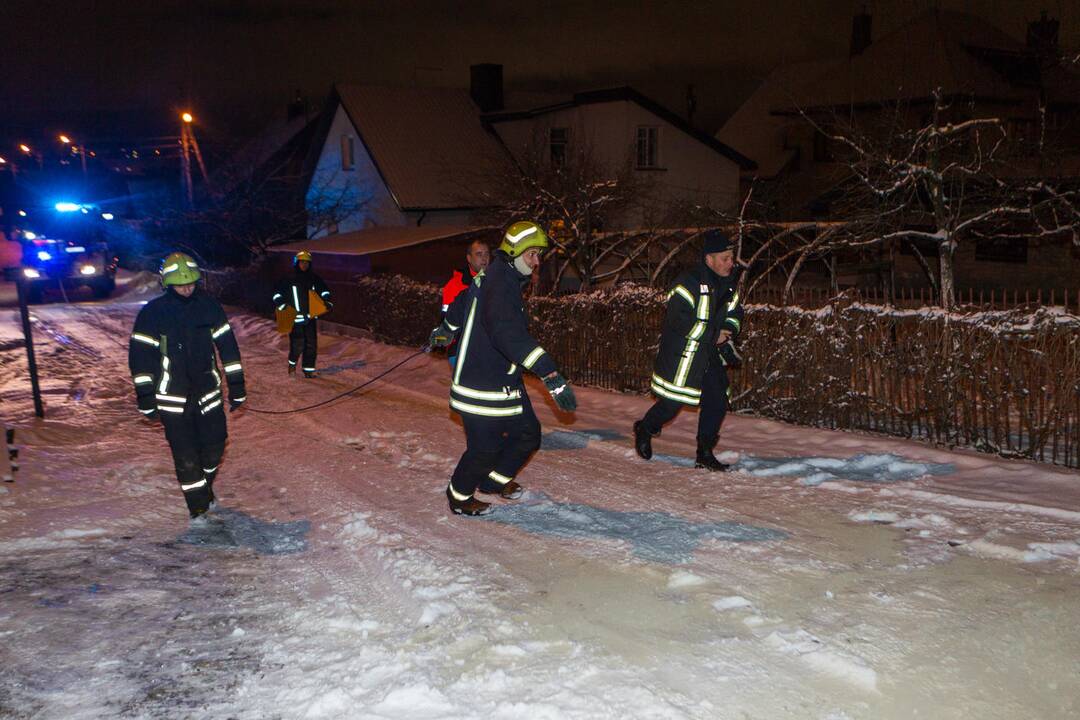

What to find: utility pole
left=15, top=278, right=45, bottom=419
left=179, top=112, right=210, bottom=206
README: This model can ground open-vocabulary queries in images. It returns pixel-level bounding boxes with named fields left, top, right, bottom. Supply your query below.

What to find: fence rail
left=748, top=285, right=1080, bottom=312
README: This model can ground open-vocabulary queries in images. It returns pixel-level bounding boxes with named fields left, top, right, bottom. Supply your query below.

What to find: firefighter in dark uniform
left=440, top=239, right=490, bottom=367
left=129, top=252, right=247, bottom=519
left=633, top=230, right=744, bottom=471
left=272, top=251, right=331, bottom=377
left=428, top=221, right=578, bottom=516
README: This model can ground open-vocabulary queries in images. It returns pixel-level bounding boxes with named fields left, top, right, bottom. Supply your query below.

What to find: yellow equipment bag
left=275, top=307, right=295, bottom=335
left=307, top=290, right=328, bottom=318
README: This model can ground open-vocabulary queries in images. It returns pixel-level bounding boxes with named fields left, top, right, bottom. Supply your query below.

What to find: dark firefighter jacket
left=129, top=288, right=246, bottom=417
left=651, top=263, right=743, bottom=406
left=272, top=270, right=330, bottom=324
left=441, top=264, right=478, bottom=315
left=444, top=251, right=557, bottom=418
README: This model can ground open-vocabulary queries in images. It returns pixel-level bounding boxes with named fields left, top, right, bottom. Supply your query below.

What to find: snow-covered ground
left=1, top=283, right=1078, bottom=719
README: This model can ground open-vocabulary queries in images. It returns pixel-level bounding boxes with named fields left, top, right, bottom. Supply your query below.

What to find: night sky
left=3, top=0, right=1076, bottom=141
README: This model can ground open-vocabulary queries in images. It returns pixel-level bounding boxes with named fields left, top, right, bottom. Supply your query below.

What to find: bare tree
left=816, top=90, right=1080, bottom=309
left=472, top=134, right=655, bottom=291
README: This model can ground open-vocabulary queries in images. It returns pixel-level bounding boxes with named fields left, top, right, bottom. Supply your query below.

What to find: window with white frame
left=549, top=127, right=569, bottom=166
left=636, top=126, right=660, bottom=168
left=340, top=134, right=355, bottom=171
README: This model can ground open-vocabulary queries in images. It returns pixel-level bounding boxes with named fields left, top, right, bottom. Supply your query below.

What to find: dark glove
left=324, top=301, right=333, bottom=311
left=229, top=398, right=245, bottom=413
left=143, top=409, right=160, bottom=422
left=543, top=372, right=577, bottom=412
left=717, top=341, right=742, bottom=367
left=427, top=322, right=455, bottom=349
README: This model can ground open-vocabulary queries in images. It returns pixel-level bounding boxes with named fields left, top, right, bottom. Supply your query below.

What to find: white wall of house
left=307, top=106, right=481, bottom=237
left=491, top=100, right=742, bottom=226
left=306, top=105, right=406, bottom=238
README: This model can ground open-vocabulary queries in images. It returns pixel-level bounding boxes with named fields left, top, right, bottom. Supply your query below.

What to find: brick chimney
left=1026, top=11, right=1059, bottom=56
left=470, top=64, right=504, bottom=113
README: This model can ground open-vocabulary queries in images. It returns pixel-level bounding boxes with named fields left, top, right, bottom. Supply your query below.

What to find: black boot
left=633, top=421, right=655, bottom=460
left=695, top=438, right=730, bottom=472
left=446, top=487, right=492, bottom=516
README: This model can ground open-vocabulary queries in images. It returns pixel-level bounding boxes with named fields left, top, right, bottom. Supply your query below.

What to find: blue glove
left=543, top=372, right=577, bottom=412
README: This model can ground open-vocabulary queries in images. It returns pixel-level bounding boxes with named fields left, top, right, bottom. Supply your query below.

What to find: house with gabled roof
left=283, top=65, right=756, bottom=282
left=716, top=9, right=1080, bottom=294
left=486, top=86, right=755, bottom=224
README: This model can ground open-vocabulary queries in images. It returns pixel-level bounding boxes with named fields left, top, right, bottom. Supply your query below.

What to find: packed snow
left=1, top=281, right=1079, bottom=719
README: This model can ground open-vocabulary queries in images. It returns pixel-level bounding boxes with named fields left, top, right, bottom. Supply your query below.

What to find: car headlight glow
left=80, top=265, right=97, bottom=275
left=23, top=268, right=41, bottom=279
left=37, top=250, right=52, bottom=261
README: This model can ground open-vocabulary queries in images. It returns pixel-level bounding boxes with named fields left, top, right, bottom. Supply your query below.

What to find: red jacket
left=441, top=265, right=477, bottom=315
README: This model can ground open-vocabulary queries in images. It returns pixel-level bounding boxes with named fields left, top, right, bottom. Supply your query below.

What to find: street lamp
left=57, top=133, right=87, bottom=180
left=19, top=144, right=31, bottom=154
left=182, top=112, right=193, bottom=124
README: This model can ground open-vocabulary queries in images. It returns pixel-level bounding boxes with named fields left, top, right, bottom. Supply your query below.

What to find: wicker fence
left=221, top=272, right=1080, bottom=469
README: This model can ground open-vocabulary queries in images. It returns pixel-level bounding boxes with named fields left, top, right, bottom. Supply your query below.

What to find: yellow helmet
left=160, top=252, right=201, bottom=286
left=294, top=250, right=312, bottom=266
left=499, top=221, right=550, bottom=258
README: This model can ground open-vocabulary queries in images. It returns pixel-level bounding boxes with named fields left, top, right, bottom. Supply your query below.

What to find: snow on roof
left=334, top=84, right=513, bottom=211
left=269, top=224, right=493, bottom=256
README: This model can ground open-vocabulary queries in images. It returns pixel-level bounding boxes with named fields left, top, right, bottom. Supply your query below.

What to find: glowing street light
left=0, top=156, right=7, bottom=164
left=181, top=112, right=193, bottom=124
left=19, top=144, right=31, bottom=154
left=58, top=134, right=71, bottom=144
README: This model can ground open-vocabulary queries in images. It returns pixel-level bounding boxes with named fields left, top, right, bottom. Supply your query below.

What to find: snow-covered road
left=1, top=288, right=1078, bottom=719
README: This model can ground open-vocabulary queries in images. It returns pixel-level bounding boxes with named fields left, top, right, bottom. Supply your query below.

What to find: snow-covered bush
left=336, top=275, right=1080, bottom=467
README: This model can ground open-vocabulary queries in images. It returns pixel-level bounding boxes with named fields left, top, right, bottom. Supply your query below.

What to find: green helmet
left=499, top=221, right=550, bottom=258
left=160, top=252, right=201, bottom=286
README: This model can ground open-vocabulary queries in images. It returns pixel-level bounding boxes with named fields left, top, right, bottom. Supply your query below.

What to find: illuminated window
left=550, top=127, right=569, bottom=166
left=341, top=134, right=355, bottom=171
left=636, top=126, right=659, bottom=168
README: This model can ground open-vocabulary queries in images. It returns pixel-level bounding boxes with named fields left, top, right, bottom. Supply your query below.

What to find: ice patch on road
left=848, top=510, right=902, bottom=524
left=667, top=570, right=709, bottom=589
left=486, top=493, right=787, bottom=564
left=713, top=596, right=754, bottom=611
left=737, top=453, right=953, bottom=485
left=316, top=358, right=368, bottom=376
left=178, top=508, right=310, bottom=555
left=765, top=628, right=878, bottom=693
left=541, top=428, right=626, bottom=450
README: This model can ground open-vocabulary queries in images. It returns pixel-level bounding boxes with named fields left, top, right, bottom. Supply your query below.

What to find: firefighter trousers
left=288, top=319, right=318, bottom=372
left=450, top=392, right=541, bottom=498
left=160, top=396, right=228, bottom=516
left=642, top=358, right=729, bottom=443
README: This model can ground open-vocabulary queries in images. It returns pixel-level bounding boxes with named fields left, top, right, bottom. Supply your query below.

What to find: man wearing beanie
left=633, top=228, right=744, bottom=470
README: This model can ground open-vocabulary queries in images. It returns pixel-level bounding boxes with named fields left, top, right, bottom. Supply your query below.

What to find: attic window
left=550, top=127, right=569, bottom=166
left=636, top=126, right=660, bottom=169
left=341, top=134, right=355, bottom=171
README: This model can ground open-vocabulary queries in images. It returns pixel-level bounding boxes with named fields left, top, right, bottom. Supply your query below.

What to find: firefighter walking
left=273, top=251, right=331, bottom=377
left=129, top=253, right=246, bottom=519
left=429, top=221, right=577, bottom=516
left=633, top=230, right=744, bottom=471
